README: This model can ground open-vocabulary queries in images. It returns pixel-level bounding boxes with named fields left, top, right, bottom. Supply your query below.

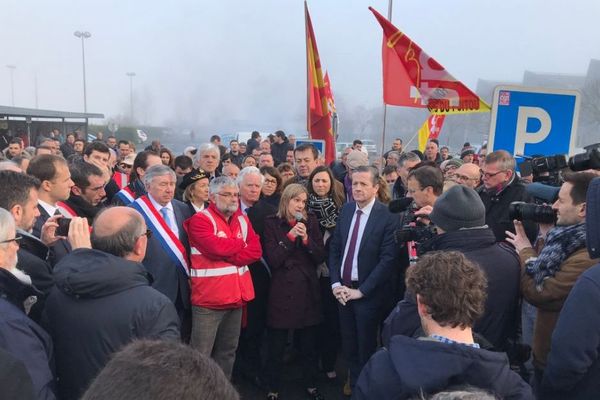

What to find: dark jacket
left=136, top=199, right=193, bottom=311
left=354, top=335, right=533, bottom=400
left=329, top=201, right=400, bottom=305
left=0, top=269, right=56, bottom=400
left=383, top=228, right=521, bottom=350
left=44, top=249, right=180, bottom=400
left=271, top=141, right=291, bottom=166
left=263, top=213, right=325, bottom=329
left=478, top=177, right=538, bottom=243
left=246, top=137, right=261, bottom=155
left=541, top=263, right=600, bottom=399
left=0, top=347, right=36, bottom=400
left=16, top=230, right=54, bottom=323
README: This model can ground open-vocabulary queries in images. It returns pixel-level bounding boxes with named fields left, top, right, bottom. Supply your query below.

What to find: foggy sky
left=2, top=0, right=600, bottom=139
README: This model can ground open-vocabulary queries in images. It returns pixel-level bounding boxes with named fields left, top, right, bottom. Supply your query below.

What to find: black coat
left=16, top=231, right=54, bottom=323
left=0, top=269, right=56, bottom=400
left=44, top=249, right=180, bottom=400
left=383, top=228, right=521, bottom=351
left=263, top=214, right=325, bottom=329
left=354, top=335, right=533, bottom=400
left=478, top=177, right=538, bottom=243
left=63, top=194, right=104, bottom=222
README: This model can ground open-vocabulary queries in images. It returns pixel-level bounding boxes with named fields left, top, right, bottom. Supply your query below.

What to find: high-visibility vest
left=189, top=208, right=255, bottom=309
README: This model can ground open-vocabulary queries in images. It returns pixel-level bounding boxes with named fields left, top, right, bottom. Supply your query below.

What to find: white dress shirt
left=38, top=199, right=58, bottom=217
left=148, top=195, right=179, bottom=237
left=339, top=197, right=376, bottom=281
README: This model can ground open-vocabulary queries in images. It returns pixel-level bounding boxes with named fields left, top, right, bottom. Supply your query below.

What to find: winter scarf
left=307, top=193, right=339, bottom=230
left=525, top=223, right=587, bottom=291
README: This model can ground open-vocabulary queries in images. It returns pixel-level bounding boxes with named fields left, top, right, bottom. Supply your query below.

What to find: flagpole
left=305, top=1, right=311, bottom=139
left=379, top=0, right=393, bottom=170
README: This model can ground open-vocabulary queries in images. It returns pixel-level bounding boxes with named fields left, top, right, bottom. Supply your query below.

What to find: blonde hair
left=277, top=183, right=308, bottom=220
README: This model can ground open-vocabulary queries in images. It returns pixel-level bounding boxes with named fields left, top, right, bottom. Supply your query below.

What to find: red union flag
left=418, top=114, right=446, bottom=152
left=305, top=2, right=335, bottom=164
left=370, top=7, right=490, bottom=115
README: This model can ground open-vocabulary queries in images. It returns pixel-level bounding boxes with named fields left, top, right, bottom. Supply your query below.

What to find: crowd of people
left=0, top=127, right=600, bottom=400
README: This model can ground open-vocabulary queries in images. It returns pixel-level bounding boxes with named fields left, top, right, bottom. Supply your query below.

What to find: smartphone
left=56, top=218, right=72, bottom=237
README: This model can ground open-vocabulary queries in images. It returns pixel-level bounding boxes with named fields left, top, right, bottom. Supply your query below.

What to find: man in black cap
left=383, top=185, right=521, bottom=352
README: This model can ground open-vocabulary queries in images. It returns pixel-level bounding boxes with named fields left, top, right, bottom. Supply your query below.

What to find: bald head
left=454, top=163, right=482, bottom=189
left=91, top=207, right=147, bottom=260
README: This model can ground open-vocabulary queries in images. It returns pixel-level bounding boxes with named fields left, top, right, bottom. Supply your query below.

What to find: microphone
left=388, top=197, right=414, bottom=214
left=294, top=212, right=305, bottom=247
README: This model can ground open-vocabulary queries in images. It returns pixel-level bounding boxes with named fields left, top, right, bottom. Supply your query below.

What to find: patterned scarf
left=307, top=193, right=339, bottom=230
left=525, top=223, right=587, bottom=291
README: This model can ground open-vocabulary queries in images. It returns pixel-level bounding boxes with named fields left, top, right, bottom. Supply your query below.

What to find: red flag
left=305, top=2, right=335, bottom=164
left=382, top=39, right=427, bottom=108
left=324, top=71, right=336, bottom=114
left=418, top=114, right=446, bottom=152
left=370, top=7, right=490, bottom=114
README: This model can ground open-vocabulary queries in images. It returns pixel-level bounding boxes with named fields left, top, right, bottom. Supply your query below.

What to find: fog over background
left=2, top=0, right=600, bottom=150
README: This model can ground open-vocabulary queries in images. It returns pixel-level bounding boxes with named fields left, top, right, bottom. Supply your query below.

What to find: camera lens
left=509, top=201, right=556, bottom=224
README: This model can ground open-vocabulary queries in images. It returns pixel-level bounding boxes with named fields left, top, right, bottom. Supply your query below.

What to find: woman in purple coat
left=262, top=183, right=326, bottom=400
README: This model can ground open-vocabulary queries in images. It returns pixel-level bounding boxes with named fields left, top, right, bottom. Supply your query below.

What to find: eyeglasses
left=482, top=170, right=507, bottom=179
left=216, top=192, right=239, bottom=199
left=0, top=235, right=22, bottom=245
left=264, top=178, right=277, bottom=185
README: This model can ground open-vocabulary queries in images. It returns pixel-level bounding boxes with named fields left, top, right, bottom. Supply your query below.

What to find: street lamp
left=126, top=72, right=136, bottom=122
left=6, top=65, right=16, bottom=106
left=74, top=31, right=91, bottom=113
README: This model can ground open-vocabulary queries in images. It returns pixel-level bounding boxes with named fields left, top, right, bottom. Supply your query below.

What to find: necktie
left=160, top=207, right=174, bottom=232
left=342, top=209, right=363, bottom=286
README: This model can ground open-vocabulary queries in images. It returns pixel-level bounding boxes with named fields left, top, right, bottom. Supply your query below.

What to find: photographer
left=506, top=171, right=597, bottom=390
left=383, top=185, right=521, bottom=352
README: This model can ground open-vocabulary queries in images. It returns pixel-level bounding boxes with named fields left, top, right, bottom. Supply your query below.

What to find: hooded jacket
left=354, top=335, right=533, bottom=400
left=44, top=249, right=180, bottom=400
left=383, top=228, right=521, bottom=351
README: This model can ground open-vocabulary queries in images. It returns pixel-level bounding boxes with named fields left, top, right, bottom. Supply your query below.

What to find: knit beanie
left=429, top=185, right=486, bottom=232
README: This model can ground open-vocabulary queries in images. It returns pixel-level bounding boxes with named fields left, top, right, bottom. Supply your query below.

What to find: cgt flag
left=305, top=1, right=335, bottom=164
left=370, top=7, right=490, bottom=115
left=418, top=114, right=446, bottom=152
left=324, top=71, right=336, bottom=114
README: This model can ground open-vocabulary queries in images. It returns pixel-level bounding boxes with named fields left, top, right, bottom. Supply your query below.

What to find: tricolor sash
left=115, top=186, right=136, bottom=206
left=132, top=196, right=189, bottom=276
left=56, top=201, right=78, bottom=218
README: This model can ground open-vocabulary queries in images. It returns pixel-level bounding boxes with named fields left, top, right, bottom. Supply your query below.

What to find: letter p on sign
left=514, top=106, right=552, bottom=156
left=488, top=86, right=580, bottom=158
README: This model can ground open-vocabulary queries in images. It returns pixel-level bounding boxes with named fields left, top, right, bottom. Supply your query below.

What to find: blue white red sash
left=56, top=201, right=78, bottom=218
left=132, top=195, right=189, bottom=276
left=115, top=186, right=136, bottom=205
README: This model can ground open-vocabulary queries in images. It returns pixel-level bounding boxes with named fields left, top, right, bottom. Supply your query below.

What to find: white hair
left=209, top=176, right=237, bottom=195
left=236, top=166, right=264, bottom=187
left=0, top=208, right=16, bottom=246
left=142, top=164, right=176, bottom=188
left=194, top=143, right=220, bottom=165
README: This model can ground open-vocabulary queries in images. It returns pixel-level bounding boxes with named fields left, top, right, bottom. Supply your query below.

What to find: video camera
left=568, top=143, right=600, bottom=171
left=518, top=154, right=567, bottom=187
left=388, top=198, right=437, bottom=250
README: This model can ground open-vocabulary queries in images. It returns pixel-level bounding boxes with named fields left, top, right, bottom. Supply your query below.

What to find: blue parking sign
left=488, top=86, right=580, bottom=157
